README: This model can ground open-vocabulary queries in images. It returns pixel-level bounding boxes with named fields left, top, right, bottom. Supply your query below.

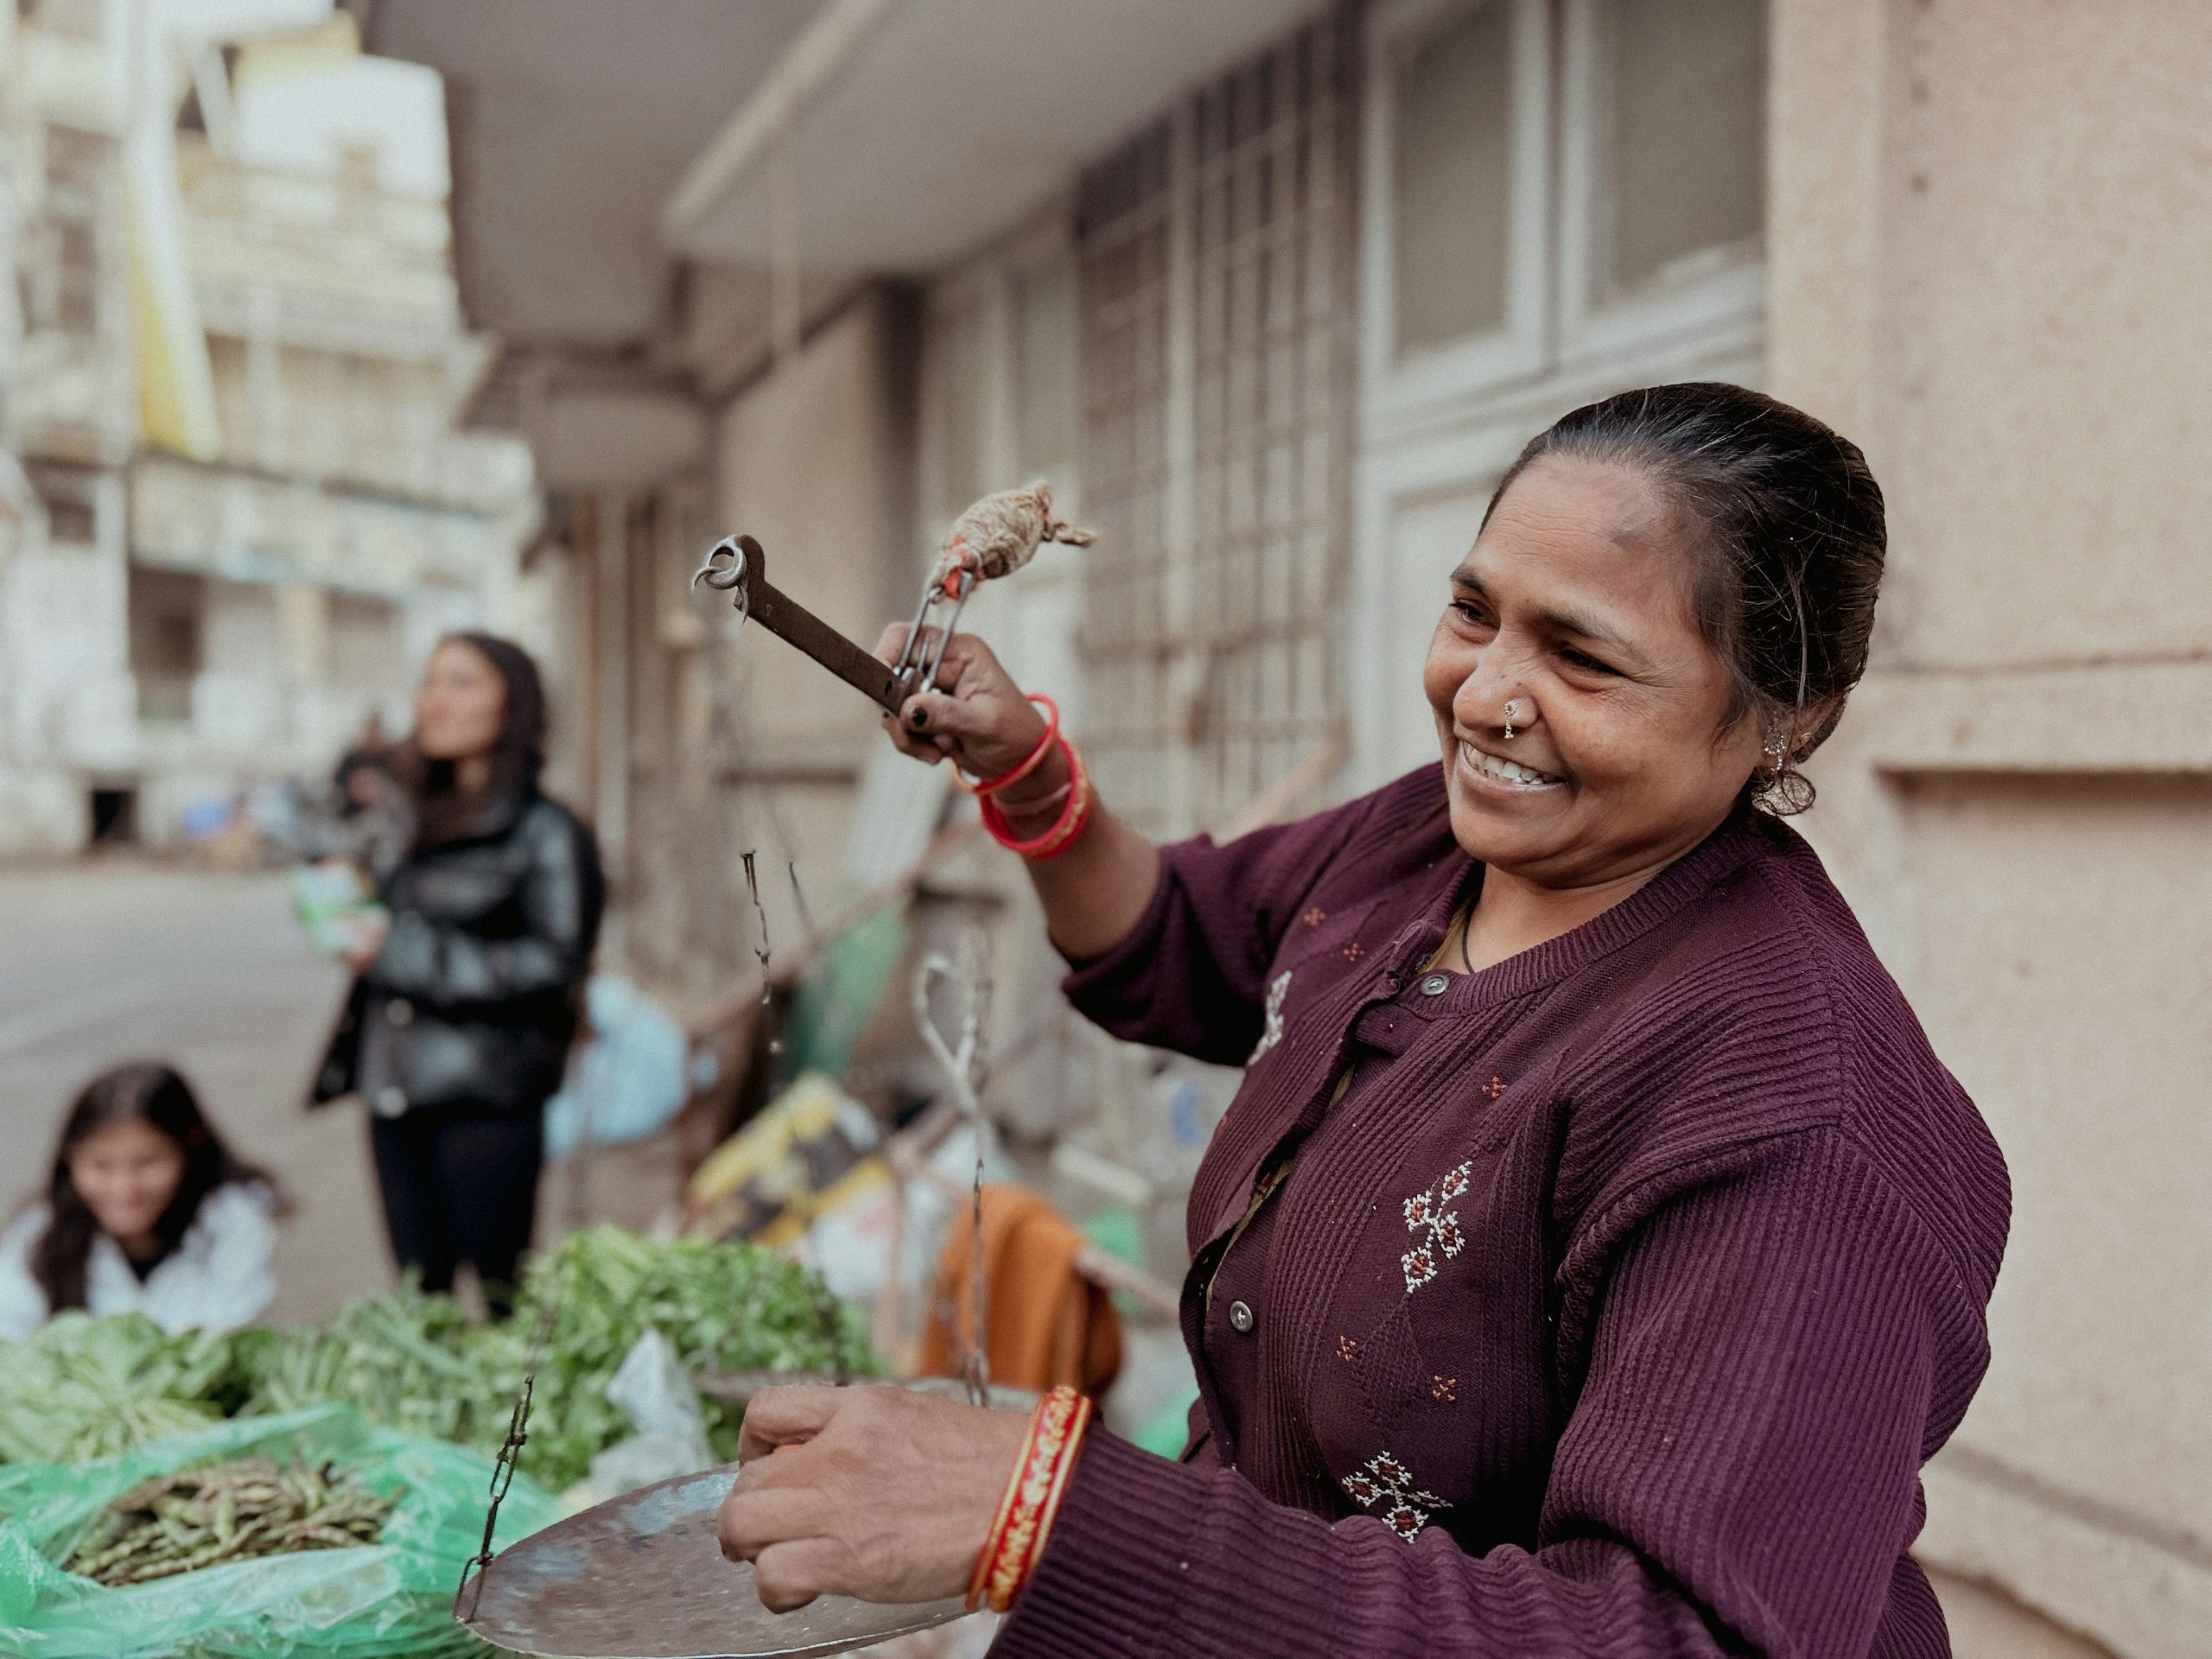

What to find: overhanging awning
left=365, top=0, right=819, bottom=350
left=662, top=0, right=1332, bottom=274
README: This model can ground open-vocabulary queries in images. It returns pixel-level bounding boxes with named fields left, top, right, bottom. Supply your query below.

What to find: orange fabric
left=920, top=1185, right=1122, bottom=1399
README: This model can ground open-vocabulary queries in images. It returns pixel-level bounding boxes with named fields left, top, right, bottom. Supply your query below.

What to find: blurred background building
left=0, top=0, right=536, bottom=853
left=0, top=1, right=2204, bottom=1654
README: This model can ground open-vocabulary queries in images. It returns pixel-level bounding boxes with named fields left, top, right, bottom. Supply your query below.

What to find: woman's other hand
left=718, top=1384, right=1031, bottom=1611
left=340, top=912, right=389, bottom=975
left=873, top=626, right=1048, bottom=785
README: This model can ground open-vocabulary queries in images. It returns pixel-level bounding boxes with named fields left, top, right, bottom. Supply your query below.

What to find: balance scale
left=460, top=506, right=1065, bottom=1656
left=458, top=1466, right=967, bottom=1658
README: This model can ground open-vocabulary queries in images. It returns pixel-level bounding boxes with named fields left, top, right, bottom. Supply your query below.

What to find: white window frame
left=1001, top=221, right=1083, bottom=496
left=916, top=209, right=1090, bottom=723
left=1554, top=0, right=1766, bottom=365
left=1361, top=0, right=1554, bottom=423
left=1351, top=419, right=1529, bottom=786
left=917, top=263, right=1000, bottom=541
left=918, top=210, right=1083, bottom=534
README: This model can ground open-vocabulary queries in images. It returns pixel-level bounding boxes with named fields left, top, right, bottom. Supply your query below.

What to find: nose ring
left=1502, top=699, right=1522, bottom=741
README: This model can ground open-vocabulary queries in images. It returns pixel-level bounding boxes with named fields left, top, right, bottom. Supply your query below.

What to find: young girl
left=0, top=1062, right=284, bottom=1340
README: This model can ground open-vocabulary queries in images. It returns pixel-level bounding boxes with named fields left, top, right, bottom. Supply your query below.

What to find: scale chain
left=742, top=849, right=849, bottom=1378
left=455, top=1279, right=563, bottom=1622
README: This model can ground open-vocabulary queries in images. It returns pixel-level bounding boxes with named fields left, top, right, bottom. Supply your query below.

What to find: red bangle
left=966, top=1385, right=1094, bottom=1613
left=980, top=737, right=1093, bottom=860
left=957, top=695, right=1058, bottom=798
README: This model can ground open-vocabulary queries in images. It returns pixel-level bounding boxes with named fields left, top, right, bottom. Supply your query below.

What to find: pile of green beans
left=65, top=1457, right=394, bottom=1587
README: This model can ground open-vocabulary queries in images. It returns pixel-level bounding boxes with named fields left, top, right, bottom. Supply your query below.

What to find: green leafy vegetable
left=486, top=1225, right=879, bottom=1488
left=0, top=1313, right=238, bottom=1462
left=233, top=1277, right=510, bottom=1448
left=0, top=1230, right=876, bottom=1494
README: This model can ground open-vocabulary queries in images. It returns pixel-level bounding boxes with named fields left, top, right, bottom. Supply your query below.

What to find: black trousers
left=367, top=1105, right=543, bottom=1317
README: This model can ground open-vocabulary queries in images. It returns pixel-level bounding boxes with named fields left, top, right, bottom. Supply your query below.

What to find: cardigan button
left=373, top=1086, right=408, bottom=1117
left=1228, top=1300, right=1255, bottom=1334
left=1418, top=973, right=1450, bottom=996
left=385, top=997, right=414, bottom=1027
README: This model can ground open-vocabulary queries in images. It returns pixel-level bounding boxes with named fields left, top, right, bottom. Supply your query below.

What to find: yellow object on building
left=126, top=130, right=219, bottom=461
left=683, top=1071, right=880, bottom=1244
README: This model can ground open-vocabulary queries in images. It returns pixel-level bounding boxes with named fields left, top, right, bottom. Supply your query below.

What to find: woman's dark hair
left=1484, top=382, right=1886, bottom=813
left=396, top=631, right=549, bottom=850
left=29, top=1062, right=284, bottom=1313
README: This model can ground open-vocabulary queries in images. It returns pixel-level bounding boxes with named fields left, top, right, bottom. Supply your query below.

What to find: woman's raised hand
left=873, top=626, right=1048, bottom=785
left=872, top=620, right=1160, bottom=960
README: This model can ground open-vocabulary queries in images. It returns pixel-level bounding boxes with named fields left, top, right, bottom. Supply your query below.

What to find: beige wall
left=706, top=288, right=919, bottom=950
left=1770, top=3, right=2212, bottom=1655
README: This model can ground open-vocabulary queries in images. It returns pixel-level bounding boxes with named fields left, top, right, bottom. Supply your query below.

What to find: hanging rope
left=912, top=938, right=995, bottom=1407
left=740, top=851, right=783, bottom=1062
left=933, top=480, right=1097, bottom=592
left=454, top=1251, right=570, bottom=1622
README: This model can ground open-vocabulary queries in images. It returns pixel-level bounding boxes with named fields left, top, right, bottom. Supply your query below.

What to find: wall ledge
left=1851, top=659, right=2212, bottom=778
left=1922, top=1445, right=2212, bottom=1659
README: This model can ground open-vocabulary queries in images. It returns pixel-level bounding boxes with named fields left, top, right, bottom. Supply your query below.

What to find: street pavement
left=0, top=857, right=684, bottom=1325
left=2, top=859, right=390, bottom=1324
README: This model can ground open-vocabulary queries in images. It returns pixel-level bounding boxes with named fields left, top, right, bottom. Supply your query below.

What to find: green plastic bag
left=0, top=1402, right=559, bottom=1658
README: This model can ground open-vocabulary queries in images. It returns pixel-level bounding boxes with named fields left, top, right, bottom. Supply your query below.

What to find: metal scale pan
left=458, top=1467, right=967, bottom=1659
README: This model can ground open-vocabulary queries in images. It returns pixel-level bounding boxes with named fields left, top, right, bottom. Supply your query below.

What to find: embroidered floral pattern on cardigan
left=1247, top=970, right=1292, bottom=1065
left=1400, top=1160, right=1472, bottom=1292
left=1341, top=1451, right=1446, bottom=1538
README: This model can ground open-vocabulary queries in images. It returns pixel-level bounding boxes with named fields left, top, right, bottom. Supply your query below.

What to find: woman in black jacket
left=313, top=632, right=602, bottom=1314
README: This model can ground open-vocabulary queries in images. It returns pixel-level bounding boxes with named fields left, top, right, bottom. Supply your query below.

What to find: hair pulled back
left=1486, top=382, right=1885, bottom=814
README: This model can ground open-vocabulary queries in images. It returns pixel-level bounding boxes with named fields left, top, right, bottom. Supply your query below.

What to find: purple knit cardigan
left=991, top=766, right=2009, bottom=1658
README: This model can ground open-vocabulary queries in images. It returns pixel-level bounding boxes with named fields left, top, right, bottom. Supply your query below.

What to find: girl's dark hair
left=1484, top=382, right=1886, bottom=814
left=29, top=1062, right=284, bottom=1313
left=395, top=631, right=549, bottom=851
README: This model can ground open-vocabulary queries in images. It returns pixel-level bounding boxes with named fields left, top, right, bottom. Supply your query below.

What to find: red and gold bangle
left=957, top=695, right=1059, bottom=798
left=980, top=737, right=1094, bottom=861
left=965, top=1384, right=1094, bottom=1613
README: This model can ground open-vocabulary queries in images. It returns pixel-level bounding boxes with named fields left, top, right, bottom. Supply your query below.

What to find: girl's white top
left=0, top=1182, right=277, bottom=1340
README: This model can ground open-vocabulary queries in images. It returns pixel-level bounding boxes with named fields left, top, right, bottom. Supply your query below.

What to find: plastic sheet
left=544, top=975, right=690, bottom=1160
left=566, top=1328, right=718, bottom=1510
left=0, top=1402, right=558, bottom=1658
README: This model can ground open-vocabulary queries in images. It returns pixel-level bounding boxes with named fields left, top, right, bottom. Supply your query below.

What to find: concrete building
left=0, top=1, right=538, bottom=853
left=371, top=3, right=2209, bottom=1653
left=0, top=0, right=138, bottom=850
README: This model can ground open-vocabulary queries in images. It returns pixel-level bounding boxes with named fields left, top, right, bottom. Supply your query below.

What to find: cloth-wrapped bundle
left=935, top=481, right=1096, bottom=591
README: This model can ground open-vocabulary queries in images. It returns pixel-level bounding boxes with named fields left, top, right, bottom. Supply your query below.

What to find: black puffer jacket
left=312, top=794, right=603, bottom=1116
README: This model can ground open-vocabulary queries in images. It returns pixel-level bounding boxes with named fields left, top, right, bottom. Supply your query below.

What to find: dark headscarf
left=395, top=632, right=549, bottom=852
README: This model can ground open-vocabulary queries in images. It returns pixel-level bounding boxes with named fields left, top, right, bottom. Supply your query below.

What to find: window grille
left=1076, top=8, right=1357, bottom=838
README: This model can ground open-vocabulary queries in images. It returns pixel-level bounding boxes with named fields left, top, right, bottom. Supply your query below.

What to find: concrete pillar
left=1769, top=5, right=2212, bottom=1655
left=276, top=581, right=330, bottom=683
left=1765, top=0, right=1891, bottom=446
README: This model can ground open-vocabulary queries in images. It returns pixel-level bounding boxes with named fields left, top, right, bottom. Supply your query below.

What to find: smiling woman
left=719, top=384, right=2010, bottom=1659
left=1425, top=383, right=1885, bottom=968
